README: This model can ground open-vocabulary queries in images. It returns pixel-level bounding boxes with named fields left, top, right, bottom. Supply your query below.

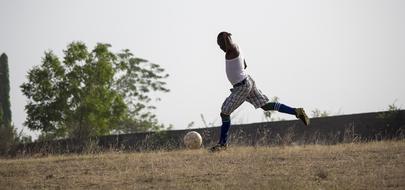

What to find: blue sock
left=264, top=102, right=296, bottom=115
left=219, top=113, right=231, bottom=145
left=278, top=103, right=296, bottom=115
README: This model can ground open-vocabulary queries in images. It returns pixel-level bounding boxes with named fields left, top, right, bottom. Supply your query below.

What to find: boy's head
left=217, top=31, right=231, bottom=52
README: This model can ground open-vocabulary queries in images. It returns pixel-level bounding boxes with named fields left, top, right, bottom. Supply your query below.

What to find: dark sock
left=261, top=102, right=296, bottom=115
left=219, top=113, right=231, bottom=145
left=261, top=102, right=276, bottom=110
left=279, top=104, right=296, bottom=115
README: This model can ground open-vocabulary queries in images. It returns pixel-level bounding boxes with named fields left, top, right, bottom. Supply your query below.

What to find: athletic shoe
left=295, top=108, right=310, bottom=126
left=210, top=144, right=228, bottom=152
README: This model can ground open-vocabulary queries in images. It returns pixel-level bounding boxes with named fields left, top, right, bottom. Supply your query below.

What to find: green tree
left=0, top=53, right=17, bottom=155
left=0, top=105, right=3, bottom=126
left=21, top=42, right=169, bottom=140
left=0, top=53, right=12, bottom=128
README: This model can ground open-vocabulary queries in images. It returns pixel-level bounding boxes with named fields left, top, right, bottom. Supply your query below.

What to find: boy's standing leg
left=210, top=78, right=252, bottom=152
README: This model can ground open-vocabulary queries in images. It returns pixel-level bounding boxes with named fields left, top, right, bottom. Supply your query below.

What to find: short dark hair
left=217, top=31, right=227, bottom=46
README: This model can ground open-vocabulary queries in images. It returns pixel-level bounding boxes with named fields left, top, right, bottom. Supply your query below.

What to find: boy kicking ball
left=211, top=32, right=310, bottom=152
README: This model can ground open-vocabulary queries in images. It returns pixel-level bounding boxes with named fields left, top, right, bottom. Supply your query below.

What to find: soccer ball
left=183, top=131, right=202, bottom=149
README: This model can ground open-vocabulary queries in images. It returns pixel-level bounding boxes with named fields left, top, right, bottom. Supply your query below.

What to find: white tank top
left=225, top=54, right=248, bottom=85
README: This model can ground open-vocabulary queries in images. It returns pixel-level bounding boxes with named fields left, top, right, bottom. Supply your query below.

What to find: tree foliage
left=0, top=53, right=12, bottom=128
left=0, top=105, right=3, bottom=126
left=21, top=42, right=169, bottom=139
left=0, top=53, right=17, bottom=155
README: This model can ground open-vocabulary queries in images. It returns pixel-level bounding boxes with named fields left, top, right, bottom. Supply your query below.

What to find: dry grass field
left=1, top=140, right=405, bottom=190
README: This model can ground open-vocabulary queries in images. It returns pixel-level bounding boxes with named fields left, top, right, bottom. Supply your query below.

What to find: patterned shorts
left=221, top=76, right=269, bottom=115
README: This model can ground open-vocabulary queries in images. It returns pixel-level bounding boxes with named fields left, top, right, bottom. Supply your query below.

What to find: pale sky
left=1, top=0, right=404, bottom=139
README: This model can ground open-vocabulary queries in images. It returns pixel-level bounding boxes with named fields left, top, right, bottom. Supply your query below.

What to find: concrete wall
left=15, top=110, right=405, bottom=155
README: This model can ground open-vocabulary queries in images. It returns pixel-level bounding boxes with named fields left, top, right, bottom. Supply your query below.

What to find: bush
left=0, top=126, right=16, bottom=155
